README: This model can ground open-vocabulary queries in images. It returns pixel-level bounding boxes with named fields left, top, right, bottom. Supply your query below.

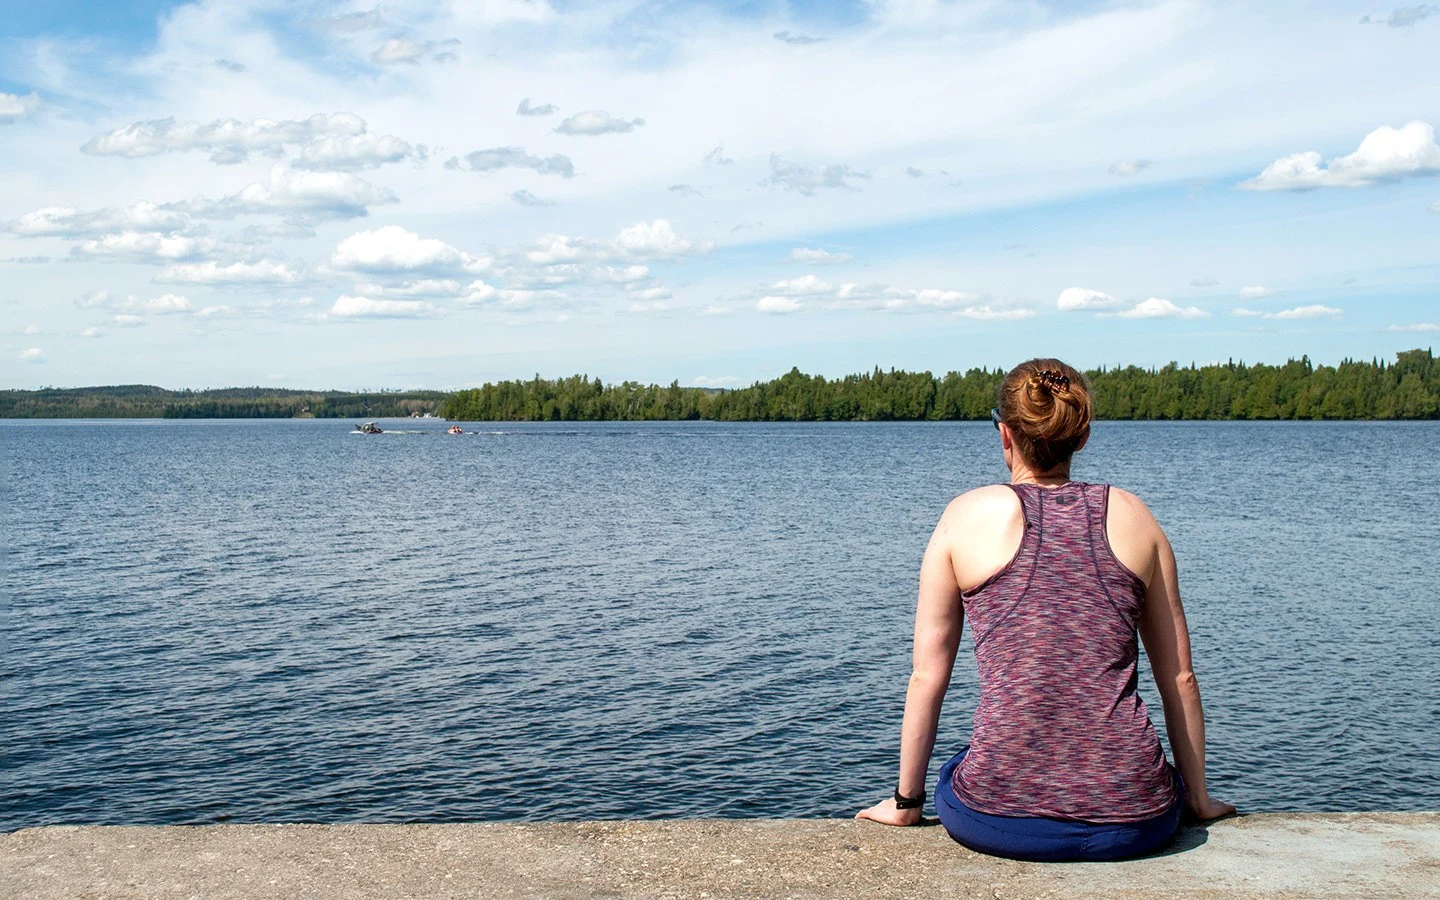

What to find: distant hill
left=0, top=386, right=446, bottom=419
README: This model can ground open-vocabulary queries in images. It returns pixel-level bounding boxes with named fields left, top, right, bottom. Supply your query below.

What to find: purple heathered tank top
left=951, top=482, right=1179, bottom=823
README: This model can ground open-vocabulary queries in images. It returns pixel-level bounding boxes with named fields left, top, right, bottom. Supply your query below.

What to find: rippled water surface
left=3, top=419, right=1438, bottom=829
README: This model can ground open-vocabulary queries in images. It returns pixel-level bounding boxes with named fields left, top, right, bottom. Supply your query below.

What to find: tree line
left=440, top=349, right=1439, bottom=422
left=5, top=349, right=1436, bottom=421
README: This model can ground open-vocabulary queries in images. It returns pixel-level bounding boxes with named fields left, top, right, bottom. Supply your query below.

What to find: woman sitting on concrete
left=857, top=357, right=1235, bottom=861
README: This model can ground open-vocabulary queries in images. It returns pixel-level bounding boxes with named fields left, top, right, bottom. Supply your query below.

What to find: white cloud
left=78, top=291, right=192, bottom=314
left=80, top=327, right=102, bottom=338
left=196, top=305, right=234, bottom=318
left=789, top=247, right=852, bottom=265
left=155, top=260, right=305, bottom=285
left=185, top=167, right=398, bottom=219
left=1241, top=121, right=1440, bottom=190
left=757, top=296, right=802, bottom=313
left=19, top=347, right=44, bottom=362
left=1191, top=276, right=1220, bottom=288
left=0, top=92, right=41, bottom=124
left=75, top=289, right=110, bottom=308
left=1108, top=159, right=1152, bottom=176
left=702, top=145, right=733, bottom=166
left=329, top=295, right=442, bottom=318
left=296, top=133, right=422, bottom=170
left=696, top=305, right=732, bottom=316
left=1430, top=199, right=1440, bottom=212
left=689, top=375, right=742, bottom=387
left=10, top=202, right=190, bottom=238
left=1057, top=287, right=1126, bottom=311
left=353, top=278, right=464, bottom=298
left=511, top=190, right=553, bottom=207
left=763, top=155, right=869, bottom=195
left=516, top=98, right=557, bottom=116
left=330, top=226, right=490, bottom=275
left=771, top=274, right=833, bottom=295
left=956, top=305, right=1037, bottom=321
left=1269, top=304, right=1342, bottom=319
left=774, top=30, right=824, bottom=45
left=1114, top=297, right=1209, bottom=319
left=1386, top=322, right=1440, bottom=332
left=111, top=314, right=145, bottom=327
left=1231, top=307, right=1264, bottom=317
left=626, top=300, right=670, bottom=314
left=22, top=324, right=41, bottom=335
left=628, top=286, right=672, bottom=302
left=372, top=38, right=460, bottom=65
left=1239, top=285, right=1274, bottom=298
left=554, top=110, right=645, bottom=136
left=73, top=231, right=216, bottom=262
left=524, top=219, right=709, bottom=266
left=447, top=147, right=575, bottom=178
left=82, top=113, right=367, bottom=164
left=1359, top=6, right=1438, bottom=27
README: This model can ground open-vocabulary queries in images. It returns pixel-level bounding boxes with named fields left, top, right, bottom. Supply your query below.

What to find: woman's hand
left=855, top=796, right=923, bottom=827
left=1187, top=795, right=1237, bottom=821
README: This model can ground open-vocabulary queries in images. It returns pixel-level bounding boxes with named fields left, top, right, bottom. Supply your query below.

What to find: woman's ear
left=999, top=422, right=1013, bottom=452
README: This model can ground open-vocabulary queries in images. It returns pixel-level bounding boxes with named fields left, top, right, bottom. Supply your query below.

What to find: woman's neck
left=1010, top=466, right=1071, bottom=487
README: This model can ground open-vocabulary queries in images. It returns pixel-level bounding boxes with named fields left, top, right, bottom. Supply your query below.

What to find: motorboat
left=355, top=422, right=383, bottom=434
left=447, top=425, right=464, bottom=435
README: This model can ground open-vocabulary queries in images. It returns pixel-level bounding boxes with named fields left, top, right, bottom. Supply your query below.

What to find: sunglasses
left=991, top=407, right=1002, bottom=429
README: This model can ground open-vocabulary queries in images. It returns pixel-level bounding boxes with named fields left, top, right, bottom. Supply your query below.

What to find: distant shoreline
left=3, top=348, right=1436, bottom=421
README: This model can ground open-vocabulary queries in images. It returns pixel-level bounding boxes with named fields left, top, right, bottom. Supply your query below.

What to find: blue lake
left=2, top=419, right=1438, bottom=830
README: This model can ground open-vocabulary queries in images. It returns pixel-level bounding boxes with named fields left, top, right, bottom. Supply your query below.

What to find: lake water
left=3, top=419, right=1438, bottom=830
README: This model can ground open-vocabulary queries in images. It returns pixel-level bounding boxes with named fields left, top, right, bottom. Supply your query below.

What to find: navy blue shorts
left=935, top=747, right=1185, bottom=862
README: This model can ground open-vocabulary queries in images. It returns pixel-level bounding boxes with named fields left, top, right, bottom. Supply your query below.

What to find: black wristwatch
left=894, top=788, right=926, bottom=810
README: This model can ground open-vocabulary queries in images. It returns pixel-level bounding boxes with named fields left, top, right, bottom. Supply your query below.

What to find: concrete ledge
left=4, top=814, right=1438, bottom=899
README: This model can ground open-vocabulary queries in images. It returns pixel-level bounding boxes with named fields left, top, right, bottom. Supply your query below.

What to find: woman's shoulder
left=941, top=484, right=1022, bottom=528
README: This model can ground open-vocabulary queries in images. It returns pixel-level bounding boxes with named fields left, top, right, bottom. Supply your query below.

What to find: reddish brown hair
left=997, top=358, right=1092, bottom=474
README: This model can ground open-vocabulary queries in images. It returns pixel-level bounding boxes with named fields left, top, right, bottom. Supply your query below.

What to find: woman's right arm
left=1136, top=520, right=1236, bottom=821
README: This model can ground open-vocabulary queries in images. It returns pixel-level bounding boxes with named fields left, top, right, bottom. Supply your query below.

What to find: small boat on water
left=355, top=422, right=383, bottom=434
left=447, top=425, right=464, bottom=435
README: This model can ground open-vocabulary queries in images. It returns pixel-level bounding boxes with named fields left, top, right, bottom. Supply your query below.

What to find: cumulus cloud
left=511, top=190, right=553, bottom=207
left=554, top=110, right=645, bottom=135
left=1268, top=304, right=1342, bottom=319
left=0, top=92, right=41, bottom=124
left=19, top=347, right=44, bottom=363
left=72, top=231, right=216, bottom=263
left=1108, top=159, right=1152, bottom=176
left=523, top=219, right=710, bottom=265
left=447, top=147, right=575, bottom=178
left=182, top=166, right=398, bottom=219
left=1241, top=121, right=1440, bottom=190
left=1239, top=285, right=1274, bottom=298
left=1057, top=287, right=1126, bottom=311
left=80, top=327, right=102, bottom=338
left=296, top=132, right=424, bottom=170
left=1385, top=322, right=1440, bottom=332
left=10, top=202, right=190, bottom=238
left=155, top=260, right=306, bottom=285
left=516, top=97, right=557, bottom=116
left=763, top=155, right=869, bottom=195
left=702, top=145, right=733, bottom=166
left=76, top=291, right=192, bottom=315
left=757, top=296, right=802, bottom=313
left=771, top=274, right=833, bottom=295
left=774, top=30, right=824, bottom=44
left=372, top=38, right=460, bottom=65
left=789, top=247, right=852, bottom=264
left=110, top=314, right=145, bottom=327
left=330, top=225, right=490, bottom=276
left=1359, top=5, right=1437, bottom=26
left=82, top=112, right=367, bottom=164
left=1114, top=297, right=1209, bottom=319
left=329, top=295, right=442, bottom=318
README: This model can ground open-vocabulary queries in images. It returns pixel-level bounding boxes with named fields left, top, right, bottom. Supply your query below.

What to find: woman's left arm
left=856, top=511, right=965, bottom=825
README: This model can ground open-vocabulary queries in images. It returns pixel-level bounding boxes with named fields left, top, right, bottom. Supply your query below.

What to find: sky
left=1, top=0, right=1438, bottom=391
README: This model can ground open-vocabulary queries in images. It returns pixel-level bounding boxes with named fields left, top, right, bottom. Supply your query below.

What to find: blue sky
left=2, top=0, right=1437, bottom=390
